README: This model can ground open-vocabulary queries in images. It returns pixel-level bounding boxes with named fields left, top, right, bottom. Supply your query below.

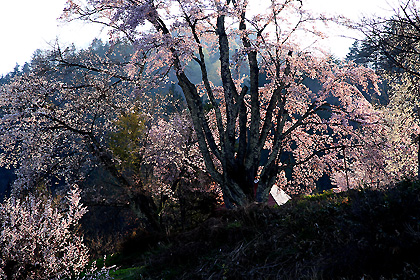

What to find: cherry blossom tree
left=62, top=0, right=381, bottom=206
left=356, top=0, right=420, bottom=180
left=329, top=84, right=420, bottom=191
left=109, top=107, right=218, bottom=229
left=0, top=45, right=160, bottom=231
left=381, top=75, right=420, bottom=180
left=146, top=111, right=220, bottom=225
left=0, top=187, right=88, bottom=280
left=330, top=124, right=391, bottom=191
left=1, top=39, right=218, bottom=233
left=145, top=112, right=208, bottom=194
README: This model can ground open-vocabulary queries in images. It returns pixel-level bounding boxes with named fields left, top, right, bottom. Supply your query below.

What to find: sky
left=0, top=0, right=396, bottom=76
left=0, top=0, right=107, bottom=76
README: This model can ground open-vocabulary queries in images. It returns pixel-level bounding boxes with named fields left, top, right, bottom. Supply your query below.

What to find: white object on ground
left=270, top=185, right=291, bottom=205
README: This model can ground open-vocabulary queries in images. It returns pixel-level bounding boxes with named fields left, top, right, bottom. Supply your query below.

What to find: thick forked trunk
left=223, top=159, right=279, bottom=206
left=222, top=166, right=255, bottom=207
left=152, top=3, right=278, bottom=207
left=222, top=167, right=278, bottom=206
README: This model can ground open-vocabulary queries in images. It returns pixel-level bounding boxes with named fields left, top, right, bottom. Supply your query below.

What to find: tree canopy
left=60, top=0, right=385, bottom=206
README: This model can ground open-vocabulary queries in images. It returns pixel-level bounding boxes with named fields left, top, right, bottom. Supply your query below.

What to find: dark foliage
left=103, top=180, right=420, bottom=279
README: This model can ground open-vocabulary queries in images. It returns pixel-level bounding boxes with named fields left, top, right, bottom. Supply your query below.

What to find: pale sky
left=0, top=0, right=106, bottom=76
left=0, top=0, right=396, bottom=76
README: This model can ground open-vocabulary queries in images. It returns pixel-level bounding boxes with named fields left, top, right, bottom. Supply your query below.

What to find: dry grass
left=104, top=180, right=420, bottom=279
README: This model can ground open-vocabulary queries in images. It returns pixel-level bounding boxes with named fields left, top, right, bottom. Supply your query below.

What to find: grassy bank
left=100, top=181, right=420, bottom=279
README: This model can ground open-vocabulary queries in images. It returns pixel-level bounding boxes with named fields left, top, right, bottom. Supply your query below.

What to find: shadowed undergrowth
left=101, top=181, right=420, bottom=279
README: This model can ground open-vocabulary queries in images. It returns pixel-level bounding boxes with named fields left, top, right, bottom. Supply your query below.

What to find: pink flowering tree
left=0, top=49, right=160, bottom=230
left=379, top=75, right=420, bottom=181
left=0, top=187, right=89, bottom=280
left=329, top=125, right=390, bottom=191
left=145, top=112, right=208, bottom=195
left=330, top=97, right=420, bottom=192
left=355, top=0, right=420, bottom=180
left=63, top=0, right=382, bottom=206
left=109, top=108, right=217, bottom=223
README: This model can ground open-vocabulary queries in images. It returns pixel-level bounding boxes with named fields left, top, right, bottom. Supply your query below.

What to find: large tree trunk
left=151, top=2, right=287, bottom=207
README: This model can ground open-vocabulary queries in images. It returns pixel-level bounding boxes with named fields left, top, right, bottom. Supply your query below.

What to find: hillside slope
left=104, top=181, right=420, bottom=280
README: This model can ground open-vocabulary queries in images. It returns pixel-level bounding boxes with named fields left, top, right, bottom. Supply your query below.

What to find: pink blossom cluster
left=0, top=188, right=89, bottom=279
